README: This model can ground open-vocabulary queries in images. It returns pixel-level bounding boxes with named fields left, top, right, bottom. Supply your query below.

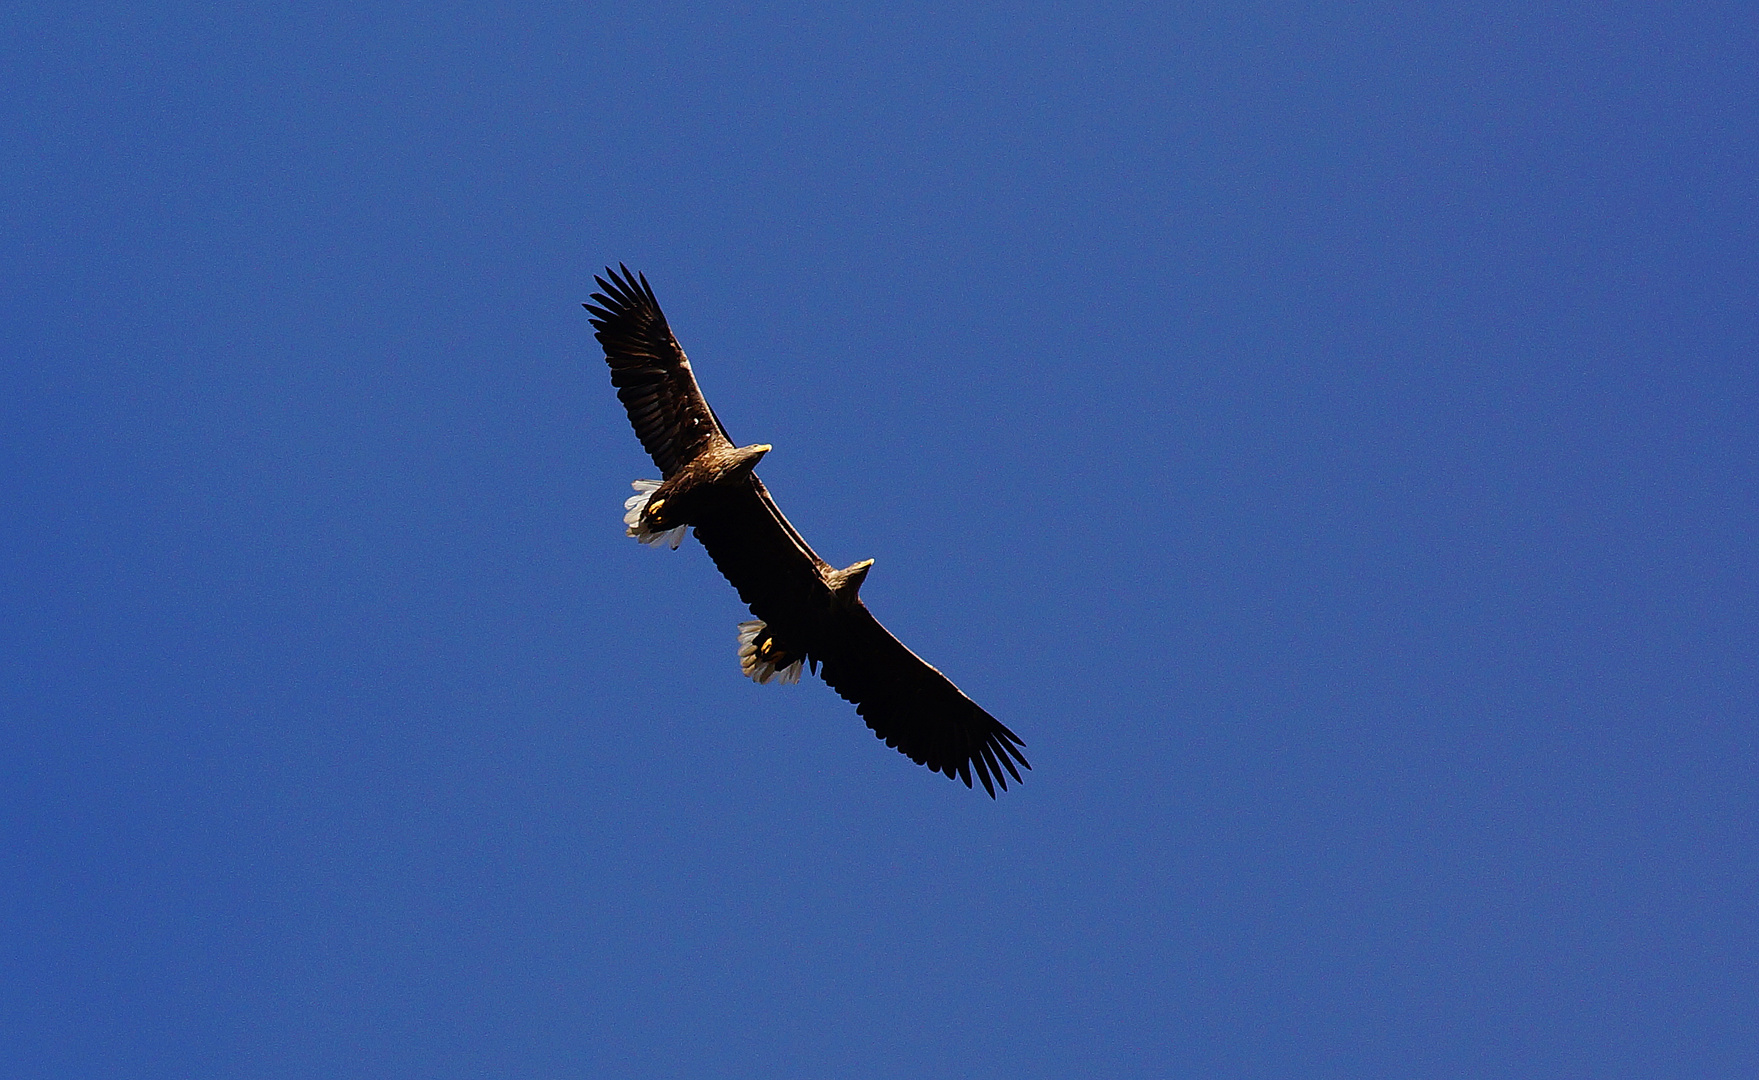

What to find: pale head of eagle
left=737, top=619, right=803, bottom=684
left=624, top=479, right=686, bottom=549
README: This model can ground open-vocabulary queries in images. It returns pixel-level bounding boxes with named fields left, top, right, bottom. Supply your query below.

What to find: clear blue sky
left=4, top=3, right=1755, bottom=1076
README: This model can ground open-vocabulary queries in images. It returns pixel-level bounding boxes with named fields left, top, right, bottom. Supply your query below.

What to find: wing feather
left=816, top=606, right=1029, bottom=796
left=690, top=477, right=1028, bottom=796
left=689, top=476, right=832, bottom=645
left=584, top=265, right=728, bottom=477
left=587, top=267, right=1029, bottom=795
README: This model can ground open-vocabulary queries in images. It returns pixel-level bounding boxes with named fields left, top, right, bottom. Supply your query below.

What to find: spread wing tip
left=826, top=656, right=1029, bottom=796
left=969, top=728, right=1031, bottom=798
left=857, top=699, right=1029, bottom=798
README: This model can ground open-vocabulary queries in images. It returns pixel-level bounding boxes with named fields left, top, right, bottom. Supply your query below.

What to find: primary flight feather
left=585, top=266, right=1029, bottom=796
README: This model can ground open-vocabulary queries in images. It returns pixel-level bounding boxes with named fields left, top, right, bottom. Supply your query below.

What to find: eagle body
left=586, top=266, right=1028, bottom=796
left=628, top=440, right=772, bottom=541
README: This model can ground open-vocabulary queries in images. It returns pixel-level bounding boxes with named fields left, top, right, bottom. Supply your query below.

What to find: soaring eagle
left=586, top=266, right=1029, bottom=796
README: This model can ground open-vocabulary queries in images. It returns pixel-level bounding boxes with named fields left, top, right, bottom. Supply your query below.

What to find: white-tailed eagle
left=586, top=266, right=1029, bottom=796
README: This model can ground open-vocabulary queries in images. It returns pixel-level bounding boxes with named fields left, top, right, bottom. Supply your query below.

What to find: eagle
left=585, top=266, right=1029, bottom=796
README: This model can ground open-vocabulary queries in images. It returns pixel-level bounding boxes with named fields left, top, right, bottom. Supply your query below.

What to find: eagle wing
left=584, top=265, right=727, bottom=478
left=815, top=603, right=1030, bottom=797
left=689, top=476, right=833, bottom=641
left=691, top=477, right=1031, bottom=797
left=588, top=266, right=1029, bottom=795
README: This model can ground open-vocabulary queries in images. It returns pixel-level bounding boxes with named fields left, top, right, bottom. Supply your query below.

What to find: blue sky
left=4, top=2, right=1755, bottom=1076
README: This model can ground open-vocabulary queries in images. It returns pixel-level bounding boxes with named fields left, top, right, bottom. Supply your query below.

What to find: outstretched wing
left=689, top=476, right=835, bottom=656
left=584, top=265, right=727, bottom=477
left=589, top=267, right=1028, bottom=796
left=690, top=478, right=1030, bottom=798
left=816, top=606, right=1030, bottom=797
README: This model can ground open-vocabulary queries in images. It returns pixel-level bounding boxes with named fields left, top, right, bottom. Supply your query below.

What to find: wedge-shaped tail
left=624, top=479, right=686, bottom=549
left=737, top=620, right=803, bottom=684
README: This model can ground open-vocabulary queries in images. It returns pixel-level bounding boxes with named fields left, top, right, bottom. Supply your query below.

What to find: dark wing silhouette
left=691, top=477, right=1031, bottom=797
left=584, top=265, right=727, bottom=477
left=815, top=604, right=1030, bottom=797
left=689, top=476, right=833, bottom=646
left=588, top=265, right=1028, bottom=795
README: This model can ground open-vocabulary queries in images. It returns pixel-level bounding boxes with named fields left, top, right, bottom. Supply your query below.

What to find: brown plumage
left=585, top=265, right=1029, bottom=796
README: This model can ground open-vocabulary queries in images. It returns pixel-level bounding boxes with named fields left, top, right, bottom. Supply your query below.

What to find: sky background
left=4, top=2, right=1756, bottom=1077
